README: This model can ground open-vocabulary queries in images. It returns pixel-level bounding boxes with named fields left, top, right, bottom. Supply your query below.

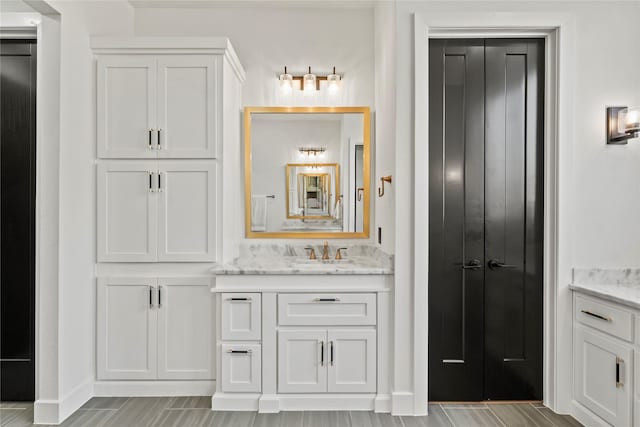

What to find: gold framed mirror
left=244, top=106, right=370, bottom=238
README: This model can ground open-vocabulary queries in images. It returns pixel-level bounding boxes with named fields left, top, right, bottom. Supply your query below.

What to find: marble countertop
left=212, top=244, right=394, bottom=275
left=570, top=268, right=640, bottom=310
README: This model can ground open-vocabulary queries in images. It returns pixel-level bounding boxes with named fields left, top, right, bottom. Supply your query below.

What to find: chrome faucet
left=322, top=241, right=330, bottom=260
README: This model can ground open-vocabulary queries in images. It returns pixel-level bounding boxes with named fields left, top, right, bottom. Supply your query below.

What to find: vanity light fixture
left=278, top=66, right=342, bottom=91
left=607, top=106, right=640, bottom=144
left=299, top=147, right=326, bottom=156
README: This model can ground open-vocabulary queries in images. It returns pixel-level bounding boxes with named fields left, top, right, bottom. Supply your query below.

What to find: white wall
left=135, top=5, right=379, bottom=246
left=390, top=0, right=640, bottom=414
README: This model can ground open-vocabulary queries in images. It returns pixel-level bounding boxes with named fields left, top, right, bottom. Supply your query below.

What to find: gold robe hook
left=378, top=176, right=392, bottom=197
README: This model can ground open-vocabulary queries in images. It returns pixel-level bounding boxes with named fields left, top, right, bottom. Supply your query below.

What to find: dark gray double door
left=428, top=39, right=544, bottom=401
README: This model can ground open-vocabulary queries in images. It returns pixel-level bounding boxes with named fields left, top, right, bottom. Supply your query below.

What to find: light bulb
left=327, top=66, right=340, bottom=94
left=279, top=66, right=293, bottom=94
left=303, top=66, right=316, bottom=93
left=626, top=107, right=640, bottom=132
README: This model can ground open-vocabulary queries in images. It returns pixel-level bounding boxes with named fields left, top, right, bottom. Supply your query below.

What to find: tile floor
left=0, top=398, right=583, bottom=427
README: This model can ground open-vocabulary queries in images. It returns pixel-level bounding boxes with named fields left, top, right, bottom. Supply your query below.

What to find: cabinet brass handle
left=580, top=309, right=612, bottom=322
left=616, top=357, right=624, bottom=388
left=227, top=349, right=252, bottom=354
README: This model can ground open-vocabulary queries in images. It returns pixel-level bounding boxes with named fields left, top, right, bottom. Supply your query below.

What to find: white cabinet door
left=97, top=277, right=157, bottom=380
left=278, top=329, right=327, bottom=393
left=221, top=344, right=261, bottom=393
left=97, top=161, right=158, bottom=262
left=157, top=278, right=214, bottom=380
left=327, top=329, right=377, bottom=393
left=97, top=56, right=157, bottom=158
left=157, top=56, right=218, bottom=158
left=221, top=293, right=261, bottom=341
left=157, top=161, right=216, bottom=262
left=574, top=326, right=633, bottom=426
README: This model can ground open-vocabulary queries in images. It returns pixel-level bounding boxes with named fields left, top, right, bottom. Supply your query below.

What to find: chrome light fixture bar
left=607, top=106, right=640, bottom=144
left=278, top=66, right=342, bottom=91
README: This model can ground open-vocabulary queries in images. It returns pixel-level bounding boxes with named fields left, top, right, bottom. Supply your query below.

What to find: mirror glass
left=245, top=107, right=370, bottom=238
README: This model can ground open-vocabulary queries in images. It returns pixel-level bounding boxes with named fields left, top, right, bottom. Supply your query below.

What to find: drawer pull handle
left=314, top=297, right=340, bottom=302
left=227, top=349, right=252, bottom=354
left=320, top=341, right=324, bottom=366
left=580, top=309, right=612, bottom=322
left=330, top=341, right=334, bottom=366
left=616, top=357, right=624, bottom=388
left=228, top=297, right=250, bottom=301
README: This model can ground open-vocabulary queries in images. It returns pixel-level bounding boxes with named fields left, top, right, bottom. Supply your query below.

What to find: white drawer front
left=278, top=293, right=376, bottom=326
left=221, top=344, right=261, bottom=393
left=575, top=294, right=634, bottom=342
left=221, top=293, right=261, bottom=341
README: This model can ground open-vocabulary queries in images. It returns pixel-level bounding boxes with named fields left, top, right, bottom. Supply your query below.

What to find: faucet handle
left=304, top=247, right=317, bottom=260
left=335, top=247, right=348, bottom=260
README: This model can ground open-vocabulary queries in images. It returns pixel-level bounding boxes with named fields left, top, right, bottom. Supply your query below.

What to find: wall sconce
left=299, top=147, right=326, bottom=156
left=607, top=106, right=640, bottom=144
left=278, top=66, right=342, bottom=91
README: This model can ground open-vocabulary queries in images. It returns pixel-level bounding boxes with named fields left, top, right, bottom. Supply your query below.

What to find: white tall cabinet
left=92, top=38, right=244, bottom=396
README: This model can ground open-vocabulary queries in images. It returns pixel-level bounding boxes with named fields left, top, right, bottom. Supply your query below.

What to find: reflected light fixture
left=277, top=66, right=342, bottom=91
left=279, top=66, right=293, bottom=93
left=607, top=106, right=640, bottom=144
left=299, top=147, right=326, bottom=156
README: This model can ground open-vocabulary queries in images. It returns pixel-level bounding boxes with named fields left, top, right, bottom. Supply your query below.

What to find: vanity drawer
left=575, top=294, right=634, bottom=342
left=278, top=293, right=376, bottom=326
left=220, top=343, right=261, bottom=393
left=221, top=293, right=261, bottom=341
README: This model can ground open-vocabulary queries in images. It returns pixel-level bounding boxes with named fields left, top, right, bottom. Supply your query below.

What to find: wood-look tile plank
left=81, top=397, right=129, bottom=410
left=252, top=412, right=282, bottom=427
left=149, top=409, right=211, bottom=427
left=488, top=403, right=554, bottom=427
left=103, top=397, right=172, bottom=427
left=303, top=411, right=331, bottom=427
left=400, top=405, right=454, bottom=427
left=280, top=411, right=304, bottom=427
left=536, top=408, right=583, bottom=427
left=167, top=396, right=211, bottom=409
left=58, top=409, right=116, bottom=427
left=196, top=410, right=256, bottom=427
left=349, top=411, right=403, bottom=427
left=443, top=408, right=505, bottom=427
left=0, top=408, right=33, bottom=427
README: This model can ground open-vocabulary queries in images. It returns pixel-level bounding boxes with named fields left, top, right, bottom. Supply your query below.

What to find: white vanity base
left=211, top=274, right=393, bottom=413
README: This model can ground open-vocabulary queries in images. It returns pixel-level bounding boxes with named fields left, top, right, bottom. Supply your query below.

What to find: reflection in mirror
left=245, top=107, right=369, bottom=238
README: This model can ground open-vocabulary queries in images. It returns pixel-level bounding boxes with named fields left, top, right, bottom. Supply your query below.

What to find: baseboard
left=571, top=400, right=611, bottom=427
left=34, top=377, right=93, bottom=425
left=94, top=380, right=215, bottom=396
left=391, top=391, right=415, bottom=416
left=258, top=394, right=280, bottom=413
left=374, top=394, right=392, bottom=413
left=211, top=392, right=260, bottom=411
left=278, top=394, right=375, bottom=411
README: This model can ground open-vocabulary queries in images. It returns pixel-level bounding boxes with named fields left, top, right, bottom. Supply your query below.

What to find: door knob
left=461, top=259, right=482, bottom=270
left=487, top=259, right=517, bottom=270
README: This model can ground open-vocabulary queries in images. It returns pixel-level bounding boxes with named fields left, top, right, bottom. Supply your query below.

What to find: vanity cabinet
left=97, top=55, right=218, bottom=159
left=97, top=277, right=214, bottom=381
left=97, top=161, right=216, bottom=262
left=572, top=292, right=634, bottom=426
left=278, top=328, right=376, bottom=394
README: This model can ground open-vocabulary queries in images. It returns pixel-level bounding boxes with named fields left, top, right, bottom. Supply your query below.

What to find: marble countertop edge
left=569, top=282, right=640, bottom=311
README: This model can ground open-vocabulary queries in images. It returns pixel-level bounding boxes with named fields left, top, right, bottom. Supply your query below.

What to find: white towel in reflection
left=251, top=195, right=268, bottom=232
